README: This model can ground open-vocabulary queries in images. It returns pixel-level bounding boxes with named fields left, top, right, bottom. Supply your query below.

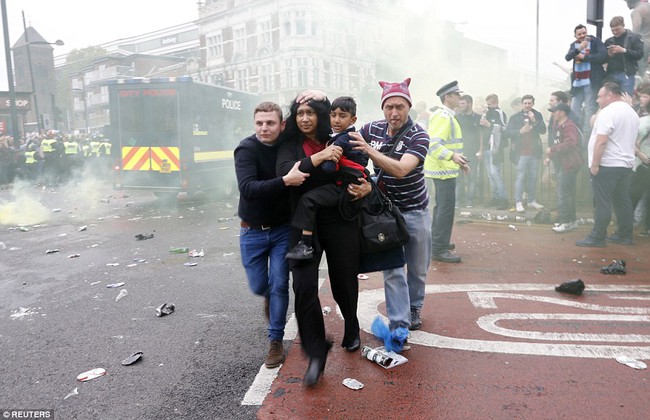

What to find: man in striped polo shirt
left=350, top=77, right=431, bottom=332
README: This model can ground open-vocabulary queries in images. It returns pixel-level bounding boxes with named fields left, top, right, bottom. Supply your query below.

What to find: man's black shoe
left=343, top=336, right=360, bottom=352
left=432, top=251, right=462, bottom=263
left=555, top=279, right=585, bottom=295
left=304, top=341, right=332, bottom=386
left=606, top=233, right=633, bottom=245
left=575, top=236, right=606, bottom=247
left=286, top=241, right=314, bottom=260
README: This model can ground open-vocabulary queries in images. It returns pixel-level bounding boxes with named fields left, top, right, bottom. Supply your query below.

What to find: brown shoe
left=265, top=340, right=284, bottom=368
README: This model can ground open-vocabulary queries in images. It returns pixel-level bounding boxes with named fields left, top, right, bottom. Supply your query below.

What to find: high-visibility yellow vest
left=424, top=106, right=464, bottom=180
left=25, top=151, right=37, bottom=164
left=64, top=141, right=79, bottom=155
left=90, top=141, right=101, bottom=157
left=82, top=144, right=91, bottom=157
left=41, top=138, right=57, bottom=153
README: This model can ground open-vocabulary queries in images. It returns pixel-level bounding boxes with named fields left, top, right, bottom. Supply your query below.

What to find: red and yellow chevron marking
left=150, top=147, right=180, bottom=172
left=121, top=147, right=180, bottom=172
left=122, top=147, right=151, bottom=171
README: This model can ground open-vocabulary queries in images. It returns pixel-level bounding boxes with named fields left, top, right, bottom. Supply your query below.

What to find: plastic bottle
left=169, top=247, right=189, bottom=254
left=116, top=289, right=128, bottom=301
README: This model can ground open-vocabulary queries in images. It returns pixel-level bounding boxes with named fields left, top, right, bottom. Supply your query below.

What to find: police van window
left=118, top=94, right=144, bottom=136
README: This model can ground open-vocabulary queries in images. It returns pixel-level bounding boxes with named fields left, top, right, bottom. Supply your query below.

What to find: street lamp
left=1, top=0, right=19, bottom=147
left=22, top=10, right=64, bottom=133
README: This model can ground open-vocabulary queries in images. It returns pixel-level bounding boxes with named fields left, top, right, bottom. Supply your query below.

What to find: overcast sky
left=0, top=0, right=634, bottom=89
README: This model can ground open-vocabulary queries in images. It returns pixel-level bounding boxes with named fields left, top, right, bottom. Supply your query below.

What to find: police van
left=108, top=77, right=257, bottom=198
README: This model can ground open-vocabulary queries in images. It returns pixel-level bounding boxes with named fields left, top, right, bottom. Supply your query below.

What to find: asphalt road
left=0, top=180, right=268, bottom=419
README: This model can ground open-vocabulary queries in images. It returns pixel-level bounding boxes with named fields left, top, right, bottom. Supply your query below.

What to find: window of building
left=234, top=25, right=246, bottom=52
left=207, top=31, right=223, bottom=57
left=235, top=68, right=248, bottom=91
left=332, top=62, right=344, bottom=90
left=283, top=14, right=291, bottom=36
left=296, top=57, right=308, bottom=87
left=295, top=11, right=306, bottom=35
left=283, top=59, right=292, bottom=88
left=211, top=73, right=224, bottom=86
left=312, top=58, right=320, bottom=87
left=258, top=18, right=272, bottom=46
left=260, top=63, right=273, bottom=93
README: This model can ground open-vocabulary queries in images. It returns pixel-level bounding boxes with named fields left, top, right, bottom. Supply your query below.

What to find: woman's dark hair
left=284, top=98, right=331, bottom=143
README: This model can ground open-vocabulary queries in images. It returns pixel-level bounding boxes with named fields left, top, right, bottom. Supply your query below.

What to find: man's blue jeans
left=609, top=72, right=635, bottom=96
left=383, top=208, right=431, bottom=330
left=515, top=155, right=540, bottom=204
left=239, top=224, right=290, bottom=341
left=557, top=167, right=579, bottom=223
left=571, top=85, right=596, bottom=128
left=485, top=150, right=506, bottom=200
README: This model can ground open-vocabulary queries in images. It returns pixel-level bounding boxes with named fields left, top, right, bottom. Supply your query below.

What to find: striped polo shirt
left=359, top=118, right=430, bottom=212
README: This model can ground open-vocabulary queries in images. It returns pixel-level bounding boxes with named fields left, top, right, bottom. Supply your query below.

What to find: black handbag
left=359, top=183, right=409, bottom=253
left=358, top=186, right=409, bottom=273
left=358, top=124, right=411, bottom=273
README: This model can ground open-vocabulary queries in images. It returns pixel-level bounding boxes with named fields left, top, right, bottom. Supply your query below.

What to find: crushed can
left=361, top=345, right=393, bottom=368
left=342, top=378, right=364, bottom=390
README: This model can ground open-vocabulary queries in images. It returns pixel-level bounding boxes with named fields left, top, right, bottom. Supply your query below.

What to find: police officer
left=41, top=133, right=62, bottom=187
left=23, top=143, right=40, bottom=183
left=62, top=135, right=81, bottom=181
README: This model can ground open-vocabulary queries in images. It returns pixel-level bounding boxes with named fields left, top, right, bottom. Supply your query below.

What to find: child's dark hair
left=331, top=96, right=357, bottom=116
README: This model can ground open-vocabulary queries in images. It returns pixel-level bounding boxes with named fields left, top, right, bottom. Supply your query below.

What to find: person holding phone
left=565, top=24, right=607, bottom=134
left=604, top=16, right=644, bottom=96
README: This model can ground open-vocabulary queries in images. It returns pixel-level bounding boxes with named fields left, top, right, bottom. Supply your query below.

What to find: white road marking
left=608, top=296, right=650, bottom=301
left=476, top=313, right=650, bottom=342
left=241, top=275, right=326, bottom=406
left=468, top=292, right=650, bottom=314
left=357, top=284, right=650, bottom=360
left=241, top=364, right=282, bottom=406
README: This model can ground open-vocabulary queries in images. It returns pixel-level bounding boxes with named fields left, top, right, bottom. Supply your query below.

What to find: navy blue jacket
left=565, top=34, right=607, bottom=93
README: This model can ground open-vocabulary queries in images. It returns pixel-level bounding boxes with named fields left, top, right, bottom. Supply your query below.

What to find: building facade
left=195, top=0, right=388, bottom=116
left=12, top=27, right=59, bottom=132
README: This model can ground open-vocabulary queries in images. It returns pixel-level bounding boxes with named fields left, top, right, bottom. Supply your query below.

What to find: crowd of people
left=234, top=13, right=650, bottom=388
left=0, top=131, right=112, bottom=187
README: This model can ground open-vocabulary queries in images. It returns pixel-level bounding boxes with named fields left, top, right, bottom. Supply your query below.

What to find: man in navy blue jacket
left=234, top=101, right=308, bottom=369
left=565, top=24, right=607, bottom=131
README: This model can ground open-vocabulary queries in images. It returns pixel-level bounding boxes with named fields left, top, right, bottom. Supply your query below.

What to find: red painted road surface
left=257, top=219, right=650, bottom=419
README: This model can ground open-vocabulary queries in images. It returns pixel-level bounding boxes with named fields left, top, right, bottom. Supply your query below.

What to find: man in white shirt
left=576, top=82, right=639, bottom=247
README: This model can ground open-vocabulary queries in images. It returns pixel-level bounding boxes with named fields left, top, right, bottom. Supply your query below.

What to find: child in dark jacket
left=286, top=96, right=369, bottom=260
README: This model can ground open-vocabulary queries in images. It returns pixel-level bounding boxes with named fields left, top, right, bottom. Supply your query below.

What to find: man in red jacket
left=544, top=103, right=583, bottom=233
